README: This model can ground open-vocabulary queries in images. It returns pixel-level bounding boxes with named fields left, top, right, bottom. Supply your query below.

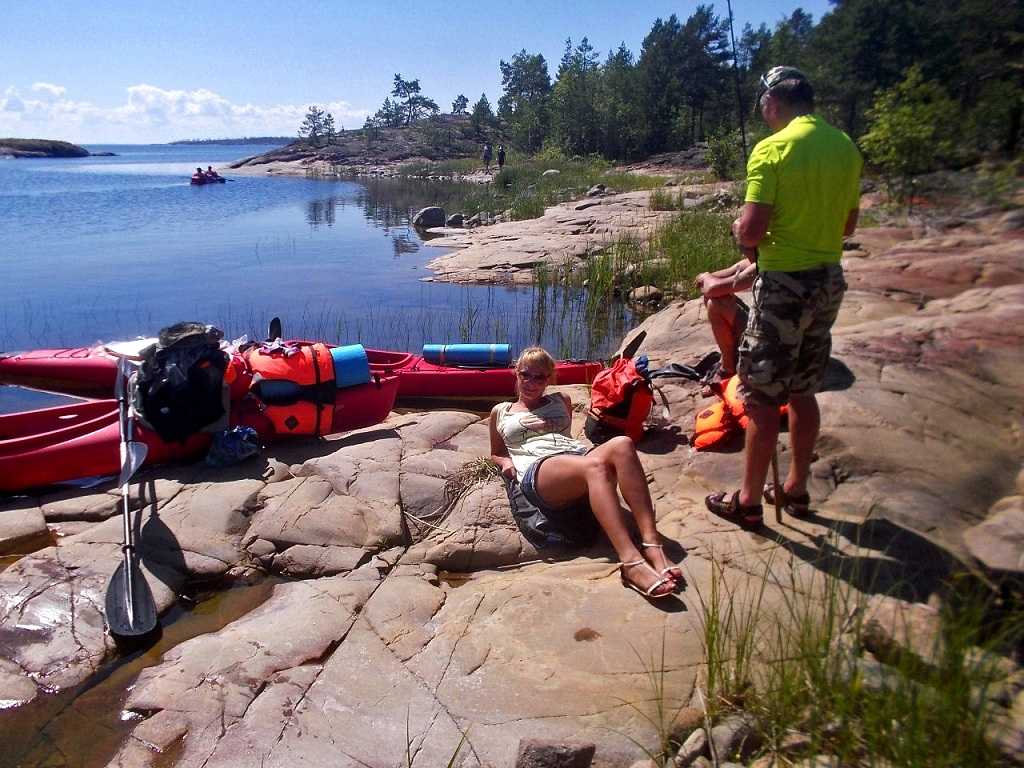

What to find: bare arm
left=844, top=208, right=859, bottom=237
left=489, top=406, right=516, bottom=479
left=732, top=202, right=774, bottom=250
left=697, top=256, right=757, bottom=299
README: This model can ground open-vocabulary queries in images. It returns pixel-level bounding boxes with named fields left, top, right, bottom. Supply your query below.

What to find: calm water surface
left=0, top=144, right=629, bottom=412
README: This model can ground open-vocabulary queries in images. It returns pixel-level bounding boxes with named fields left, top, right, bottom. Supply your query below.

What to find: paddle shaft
left=770, top=445, right=782, bottom=524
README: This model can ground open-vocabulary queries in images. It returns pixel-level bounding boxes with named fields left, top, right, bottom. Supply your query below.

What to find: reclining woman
left=489, top=346, right=682, bottom=599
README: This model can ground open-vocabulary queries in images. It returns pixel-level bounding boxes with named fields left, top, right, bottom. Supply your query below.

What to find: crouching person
left=490, top=346, right=681, bottom=599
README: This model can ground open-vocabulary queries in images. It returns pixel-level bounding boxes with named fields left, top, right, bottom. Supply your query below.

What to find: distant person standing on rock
left=497, top=144, right=506, bottom=171
left=705, top=66, right=862, bottom=528
left=482, top=142, right=492, bottom=172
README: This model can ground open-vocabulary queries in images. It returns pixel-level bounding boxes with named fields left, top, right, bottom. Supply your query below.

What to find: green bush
left=706, top=128, right=744, bottom=181
left=860, top=66, right=959, bottom=202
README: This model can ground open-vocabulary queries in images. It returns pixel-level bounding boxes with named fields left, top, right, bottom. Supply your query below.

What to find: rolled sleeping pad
left=422, top=343, right=511, bottom=368
left=330, top=344, right=371, bottom=388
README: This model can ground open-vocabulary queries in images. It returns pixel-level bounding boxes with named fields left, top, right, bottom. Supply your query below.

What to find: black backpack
left=134, top=322, right=228, bottom=443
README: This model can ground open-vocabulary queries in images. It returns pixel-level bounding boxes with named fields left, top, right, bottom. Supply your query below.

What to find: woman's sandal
left=763, top=483, right=811, bottom=518
left=704, top=491, right=764, bottom=529
left=641, top=542, right=683, bottom=583
left=620, top=560, right=676, bottom=599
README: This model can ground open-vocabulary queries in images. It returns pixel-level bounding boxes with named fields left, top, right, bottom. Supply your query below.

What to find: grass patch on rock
left=682, top=550, right=1024, bottom=767
left=537, top=209, right=738, bottom=322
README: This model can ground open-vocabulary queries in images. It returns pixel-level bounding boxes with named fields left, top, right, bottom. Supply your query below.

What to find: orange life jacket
left=692, top=375, right=788, bottom=451
left=245, top=343, right=334, bottom=436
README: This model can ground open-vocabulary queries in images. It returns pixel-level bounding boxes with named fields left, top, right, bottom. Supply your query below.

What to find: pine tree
left=470, top=94, right=495, bottom=136
left=323, top=112, right=336, bottom=145
left=498, top=50, right=552, bottom=151
left=299, top=105, right=325, bottom=144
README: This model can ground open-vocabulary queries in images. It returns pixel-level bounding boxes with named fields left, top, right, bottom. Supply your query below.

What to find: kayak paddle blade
left=117, top=441, right=148, bottom=486
left=617, top=330, right=648, bottom=362
left=267, top=316, right=282, bottom=342
left=104, top=556, right=158, bottom=637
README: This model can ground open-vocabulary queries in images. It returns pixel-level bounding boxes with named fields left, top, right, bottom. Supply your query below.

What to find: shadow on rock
left=768, top=514, right=950, bottom=602
left=821, top=356, right=856, bottom=392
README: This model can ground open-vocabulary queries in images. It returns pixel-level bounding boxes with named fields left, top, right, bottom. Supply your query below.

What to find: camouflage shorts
left=738, top=265, right=846, bottom=407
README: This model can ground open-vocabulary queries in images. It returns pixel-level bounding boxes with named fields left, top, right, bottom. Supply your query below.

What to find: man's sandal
left=641, top=542, right=683, bottom=583
left=763, top=483, right=811, bottom=518
left=620, top=560, right=675, bottom=599
left=704, top=491, right=764, bottom=529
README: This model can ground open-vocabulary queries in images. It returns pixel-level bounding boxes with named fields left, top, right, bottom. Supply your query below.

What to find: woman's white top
left=495, top=395, right=586, bottom=481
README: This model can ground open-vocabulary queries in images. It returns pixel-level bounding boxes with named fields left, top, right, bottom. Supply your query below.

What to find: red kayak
left=0, top=344, right=603, bottom=401
left=0, top=376, right=399, bottom=494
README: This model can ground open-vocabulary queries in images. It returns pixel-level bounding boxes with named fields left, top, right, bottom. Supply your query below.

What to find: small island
left=0, top=138, right=91, bottom=158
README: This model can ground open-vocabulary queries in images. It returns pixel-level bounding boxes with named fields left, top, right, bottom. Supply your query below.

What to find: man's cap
left=758, top=66, right=809, bottom=98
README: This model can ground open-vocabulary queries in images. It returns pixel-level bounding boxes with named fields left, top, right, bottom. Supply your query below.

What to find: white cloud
left=0, top=83, right=369, bottom=143
left=31, top=82, right=66, bottom=99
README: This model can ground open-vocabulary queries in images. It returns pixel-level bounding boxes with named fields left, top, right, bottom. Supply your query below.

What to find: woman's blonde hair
left=515, top=346, right=557, bottom=389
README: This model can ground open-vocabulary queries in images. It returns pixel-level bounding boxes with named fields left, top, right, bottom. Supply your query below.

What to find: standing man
left=482, top=142, right=493, bottom=172
left=705, top=66, right=862, bottom=527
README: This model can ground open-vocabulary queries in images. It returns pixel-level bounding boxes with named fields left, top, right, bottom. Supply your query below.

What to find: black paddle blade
left=267, top=317, right=282, bottom=342
left=105, top=556, right=158, bottom=637
left=613, top=330, right=647, bottom=362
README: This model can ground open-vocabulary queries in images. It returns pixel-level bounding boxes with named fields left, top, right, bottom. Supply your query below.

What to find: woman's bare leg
left=533, top=444, right=674, bottom=592
left=587, top=437, right=678, bottom=577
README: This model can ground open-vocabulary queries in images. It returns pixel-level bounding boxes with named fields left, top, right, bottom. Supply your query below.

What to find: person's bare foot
left=620, top=560, right=675, bottom=598
left=641, top=542, right=683, bottom=583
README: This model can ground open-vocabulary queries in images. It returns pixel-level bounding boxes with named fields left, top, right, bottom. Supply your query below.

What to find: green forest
left=357, top=0, right=1021, bottom=175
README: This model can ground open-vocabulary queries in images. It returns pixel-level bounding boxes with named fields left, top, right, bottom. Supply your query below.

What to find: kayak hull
left=0, top=375, right=399, bottom=494
left=0, top=345, right=603, bottom=401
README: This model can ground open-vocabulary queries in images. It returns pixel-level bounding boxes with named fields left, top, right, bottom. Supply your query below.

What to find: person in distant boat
left=695, top=252, right=758, bottom=394
left=205, top=165, right=220, bottom=179
left=490, top=346, right=682, bottom=599
left=195, top=167, right=204, bottom=176
left=482, top=142, right=492, bottom=171
left=497, top=145, right=506, bottom=171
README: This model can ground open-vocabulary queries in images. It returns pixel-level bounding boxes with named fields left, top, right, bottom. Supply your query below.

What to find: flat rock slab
left=0, top=499, right=48, bottom=555
left=424, top=190, right=687, bottom=284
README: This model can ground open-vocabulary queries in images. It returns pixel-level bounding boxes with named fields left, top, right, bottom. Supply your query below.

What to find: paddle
left=611, top=329, right=647, bottom=364
left=104, top=357, right=157, bottom=637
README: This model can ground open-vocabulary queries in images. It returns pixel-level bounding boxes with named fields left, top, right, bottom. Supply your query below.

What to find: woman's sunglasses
left=517, top=370, right=548, bottom=383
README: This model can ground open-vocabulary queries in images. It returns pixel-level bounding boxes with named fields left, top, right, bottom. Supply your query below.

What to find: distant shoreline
left=169, top=137, right=293, bottom=146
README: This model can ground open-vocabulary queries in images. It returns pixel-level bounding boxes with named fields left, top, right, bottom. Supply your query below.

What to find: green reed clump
left=397, top=158, right=478, bottom=177
left=653, top=210, right=736, bottom=297
left=545, top=209, right=736, bottom=327
left=648, top=188, right=686, bottom=211
left=691, top=546, right=1022, bottom=767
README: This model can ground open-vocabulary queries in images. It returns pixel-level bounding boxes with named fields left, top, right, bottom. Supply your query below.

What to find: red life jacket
left=585, top=357, right=653, bottom=444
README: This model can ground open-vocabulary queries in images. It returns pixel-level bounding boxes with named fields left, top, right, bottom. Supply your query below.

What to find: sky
left=0, top=0, right=832, bottom=144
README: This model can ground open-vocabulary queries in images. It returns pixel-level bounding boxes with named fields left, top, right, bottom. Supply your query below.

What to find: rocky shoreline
left=1, top=186, right=1023, bottom=765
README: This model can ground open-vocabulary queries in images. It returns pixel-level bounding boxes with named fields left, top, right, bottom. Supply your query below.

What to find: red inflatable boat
left=0, top=344, right=603, bottom=402
left=0, top=376, right=399, bottom=494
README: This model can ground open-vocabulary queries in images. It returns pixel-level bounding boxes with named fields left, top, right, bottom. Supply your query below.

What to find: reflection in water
left=305, top=197, right=337, bottom=228
left=305, top=192, right=421, bottom=256
left=391, top=233, right=419, bottom=257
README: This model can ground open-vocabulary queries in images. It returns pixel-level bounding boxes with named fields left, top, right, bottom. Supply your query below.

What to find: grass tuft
left=690, top=543, right=1023, bottom=767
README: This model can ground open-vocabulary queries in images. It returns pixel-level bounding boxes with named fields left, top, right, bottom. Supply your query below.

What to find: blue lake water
left=0, top=144, right=629, bottom=412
